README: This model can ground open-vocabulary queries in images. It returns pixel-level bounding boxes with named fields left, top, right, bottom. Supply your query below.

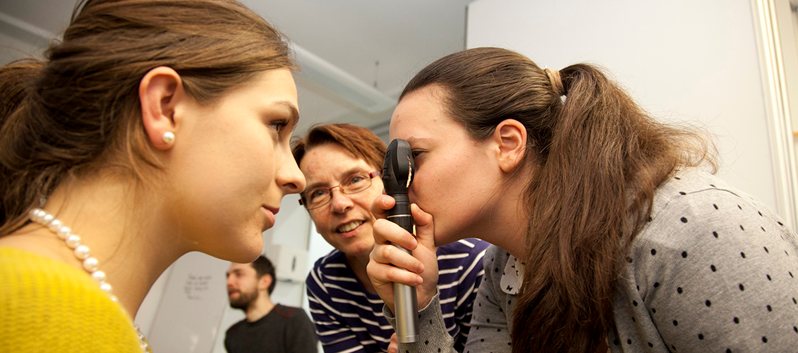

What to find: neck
left=477, top=175, right=529, bottom=260
left=4, top=173, right=192, bottom=317
left=245, top=293, right=275, bottom=322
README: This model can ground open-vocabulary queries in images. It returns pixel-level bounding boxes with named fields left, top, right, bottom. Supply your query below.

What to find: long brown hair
left=400, top=47, right=712, bottom=352
left=0, top=0, right=294, bottom=235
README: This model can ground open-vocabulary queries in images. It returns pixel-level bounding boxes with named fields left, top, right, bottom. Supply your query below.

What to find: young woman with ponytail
left=367, top=47, right=798, bottom=352
left=0, top=1, right=305, bottom=351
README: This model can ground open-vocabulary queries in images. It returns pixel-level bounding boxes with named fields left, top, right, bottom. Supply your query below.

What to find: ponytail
left=0, top=59, right=53, bottom=234
left=511, top=64, right=711, bottom=352
left=0, top=59, right=42, bottom=124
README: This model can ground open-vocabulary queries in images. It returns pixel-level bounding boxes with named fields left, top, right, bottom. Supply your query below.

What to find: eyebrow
left=304, top=167, right=373, bottom=191
left=406, top=136, right=432, bottom=146
left=274, top=101, right=300, bottom=127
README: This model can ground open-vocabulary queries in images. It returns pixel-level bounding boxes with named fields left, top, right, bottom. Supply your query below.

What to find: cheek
left=311, top=214, right=340, bottom=243
left=411, top=157, right=490, bottom=242
left=409, top=171, right=447, bottom=220
left=178, top=125, right=272, bottom=187
left=411, top=157, right=453, bottom=202
left=319, top=229, right=342, bottom=248
left=358, top=188, right=383, bottom=215
left=169, top=144, right=272, bottom=229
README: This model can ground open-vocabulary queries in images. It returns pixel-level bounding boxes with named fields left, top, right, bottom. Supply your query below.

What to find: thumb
left=410, top=203, right=435, bottom=248
left=371, top=194, right=395, bottom=220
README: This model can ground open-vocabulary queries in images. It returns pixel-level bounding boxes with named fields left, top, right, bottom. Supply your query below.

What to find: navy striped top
left=306, top=238, right=489, bottom=353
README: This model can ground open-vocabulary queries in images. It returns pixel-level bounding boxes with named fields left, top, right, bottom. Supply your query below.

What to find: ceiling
left=0, top=0, right=473, bottom=135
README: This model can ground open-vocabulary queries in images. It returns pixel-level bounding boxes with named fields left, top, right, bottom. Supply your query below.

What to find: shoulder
left=629, top=168, right=797, bottom=281
left=639, top=169, right=792, bottom=251
left=436, top=238, right=490, bottom=260
left=438, top=238, right=490, bottom=253
left=0, top=247, right=142, bottom=351
left=306, top=249, right=357, bottom=296
left=1, top=247, right=122, bottom=306
left=436, top=239, right=490, bottom=276
left=465, top=245, right=508, bottom=283
left=273, top=304, right=309, bottom=320
left=483, top=244, right=511, bottom=266
left=480, top=245, right=512, bottom=284
left=225, top=318, right=249, bottom=333
left=649, top=169, right=769, bottom=223
left=307, top=250, right=345, bottom=284
left=617, top=171, right=798, bottom=351
left=311, top=249, right=344, bottom=270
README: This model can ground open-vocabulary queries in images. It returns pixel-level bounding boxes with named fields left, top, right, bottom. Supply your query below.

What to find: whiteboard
left=146, top=252, right=230, bottom=353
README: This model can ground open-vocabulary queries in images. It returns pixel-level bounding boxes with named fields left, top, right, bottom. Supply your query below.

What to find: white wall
left=0, top=31, right=42, bottom=64
left=783, top=3, right=798, bottom=149
left=468, top=0, right=785, bottom=215
left=794, top=2, right=798, bottom=180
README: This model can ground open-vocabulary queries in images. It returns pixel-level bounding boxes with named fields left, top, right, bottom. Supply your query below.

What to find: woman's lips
left=261, top=205, right=279, bottom=230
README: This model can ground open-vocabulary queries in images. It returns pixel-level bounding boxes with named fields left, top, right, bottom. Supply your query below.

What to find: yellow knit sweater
left=0, top=247, right=145, bottom=352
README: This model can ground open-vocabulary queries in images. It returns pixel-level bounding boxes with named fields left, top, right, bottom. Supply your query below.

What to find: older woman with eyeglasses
left=292, top=123, right=489, bottom=353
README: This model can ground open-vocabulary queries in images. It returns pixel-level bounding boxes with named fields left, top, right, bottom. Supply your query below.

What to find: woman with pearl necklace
left=0, top=1, right=306, bottom=351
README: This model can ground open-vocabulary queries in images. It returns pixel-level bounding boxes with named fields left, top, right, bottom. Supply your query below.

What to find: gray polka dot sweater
left=387, top=169, right=798, bottom=352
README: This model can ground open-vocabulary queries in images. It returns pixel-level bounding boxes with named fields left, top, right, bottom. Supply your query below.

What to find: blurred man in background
left=225, top=255, right=318, bottom=353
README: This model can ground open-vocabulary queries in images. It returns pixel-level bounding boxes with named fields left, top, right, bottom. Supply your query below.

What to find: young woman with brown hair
left=367, top=47, right=798, bottom=352
left=0, top=1, right=305, bottom=351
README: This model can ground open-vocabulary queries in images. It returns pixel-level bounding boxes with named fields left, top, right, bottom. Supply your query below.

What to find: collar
left=500, top=255, right=524, bottom=295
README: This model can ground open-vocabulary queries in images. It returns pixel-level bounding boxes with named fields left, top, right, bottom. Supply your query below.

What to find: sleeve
left=634, top=191, right=798, bottom=352
left=305, top=268, right=366, bottom=353
left=287, top=309, right=321, bottom=353
left=389, top=246, right=511, bottom=353
left=387, top=293, right=456, bottom=353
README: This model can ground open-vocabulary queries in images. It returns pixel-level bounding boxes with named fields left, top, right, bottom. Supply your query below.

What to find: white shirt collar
left=500, top=255, right=524, bottom=295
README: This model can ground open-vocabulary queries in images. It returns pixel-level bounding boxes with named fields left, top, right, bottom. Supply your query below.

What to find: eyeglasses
left=299, top=171, right=380, bottom=210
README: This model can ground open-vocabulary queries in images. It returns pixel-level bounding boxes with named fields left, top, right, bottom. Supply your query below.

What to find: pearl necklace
left=29, top=208, right=150, bottom=352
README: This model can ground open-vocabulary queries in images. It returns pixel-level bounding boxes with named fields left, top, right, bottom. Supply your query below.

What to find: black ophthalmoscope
left=381, top=139, right=418, bottom=344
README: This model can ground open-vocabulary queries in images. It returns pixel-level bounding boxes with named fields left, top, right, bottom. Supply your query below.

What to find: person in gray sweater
left=366, top=47, right=798, bottom=353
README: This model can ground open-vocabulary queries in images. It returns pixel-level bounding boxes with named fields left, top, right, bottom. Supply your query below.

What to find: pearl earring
left=162, top=131, right=175, bottom=144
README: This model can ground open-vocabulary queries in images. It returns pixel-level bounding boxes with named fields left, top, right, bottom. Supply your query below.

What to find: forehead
left=389, top=86, right=457, bottom=141
left=300, top=144, right=376, bottom=183
left=249, top=68, right=297, bottom=99
left=218, top=68, right=298, bottom=110
left=227, top=262, right=254, bottom=273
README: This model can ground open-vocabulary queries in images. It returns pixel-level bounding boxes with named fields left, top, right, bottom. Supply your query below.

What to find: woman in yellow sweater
left=0, top=1, right=306, bottom=351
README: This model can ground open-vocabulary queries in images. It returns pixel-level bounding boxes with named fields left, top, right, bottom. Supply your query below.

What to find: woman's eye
left=348, top=175, right=366, bottom=184
left=308, top=189, right=327, bottom=200
left=411, top=150, right=424, bottom=158
left=269, top=119, right=289, bottom=133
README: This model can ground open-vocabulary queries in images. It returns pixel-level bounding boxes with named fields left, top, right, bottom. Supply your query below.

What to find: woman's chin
left=215, top=237, right=264, bottom=263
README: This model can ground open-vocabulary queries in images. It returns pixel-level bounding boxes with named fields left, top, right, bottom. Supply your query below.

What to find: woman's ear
left=492, top=119, right=527, bottom=173
left=139, top=66, right=183, bottom=150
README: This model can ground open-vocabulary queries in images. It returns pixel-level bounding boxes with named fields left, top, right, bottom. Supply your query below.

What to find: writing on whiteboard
left=184, top=274, right=212, bottom=300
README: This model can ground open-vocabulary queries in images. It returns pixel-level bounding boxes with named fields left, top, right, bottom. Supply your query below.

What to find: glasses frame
left=299, top=171, right=381, bottom=210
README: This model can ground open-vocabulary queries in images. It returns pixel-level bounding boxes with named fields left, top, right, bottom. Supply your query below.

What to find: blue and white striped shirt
left=306, top=238, right=489, bottom=353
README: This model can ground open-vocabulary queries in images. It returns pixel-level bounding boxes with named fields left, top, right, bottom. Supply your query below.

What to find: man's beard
left=229, top=288, right=257, bottom=310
